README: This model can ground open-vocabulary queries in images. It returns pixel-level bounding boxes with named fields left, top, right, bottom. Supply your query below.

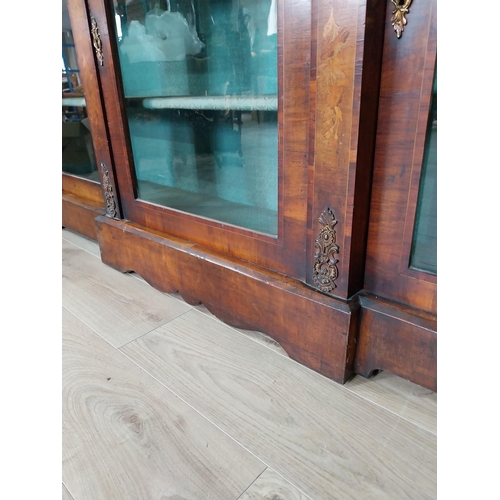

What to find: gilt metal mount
left=100, top=163, right=117, bottom=218
left=90, top=16, right=104, bottom=66
left=313, top=207, right=339, bottom=293
left=391, top=0, right=413, bottom=39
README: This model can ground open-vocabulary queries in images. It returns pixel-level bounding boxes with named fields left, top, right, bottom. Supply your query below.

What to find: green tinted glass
left=410, top=70, right=437, bottom=274
left=112, top=0, right=278, bottom=235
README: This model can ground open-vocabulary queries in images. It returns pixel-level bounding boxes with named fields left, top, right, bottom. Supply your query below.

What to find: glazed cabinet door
left=85, top=0, right=311, bottom=279
left=63, top=0, right=122, bottom=238
left=63, top=0, right=101, bottom=196
left=364, top=0, right=437, bottom=313
left=355, top=0, right=437, bottom=391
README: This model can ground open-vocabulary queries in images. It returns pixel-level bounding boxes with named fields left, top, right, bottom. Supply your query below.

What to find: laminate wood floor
left=62, top=229, right=437, bottom=500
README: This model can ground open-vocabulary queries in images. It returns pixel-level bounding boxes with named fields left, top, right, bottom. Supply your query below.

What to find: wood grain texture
left=62, top=238, right=191, bottom=347
left=62, top=193, right=104, bottom=242
left=62, top=483, right=74, bottom=500
left=129, top=285, right=290, bottom=357
left=354, top=294, right=437, bottom=392
left=62, top=174, right=103, bottom=205
left=239, top=469, right=308, bottom=500
left=345, top=372, right=437, bottom=435
left=62, top=228, right=101, bottom=258
left=192, top=303, right=289, bottom=357
left=231, top=328, right=289, bottom=358
left=122, top=309, right=437, bottom=500
left=62, top=307, right=266, bottom=500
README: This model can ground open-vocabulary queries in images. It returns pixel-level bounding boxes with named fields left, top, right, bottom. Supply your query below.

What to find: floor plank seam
left=62, top=305, right=128, bottom=354
left=62, top=305, right=189, bottom=362
left=234, top=467, right=269, bottom=500
left=62, top=232, right=100, bottom=259
left=242, top=467, right=315, bottom=500
left=63, top=308, right=267, bottom=500
left=195, top=308, right=293, bottom=359
left=62, top=268, right=194, bottom=350
left=62, top=481, right=76, bottom=500
left=170, top=311, right=433, bottom=430
left=62, top=305, right=273, bottom=476
left=116, top=342, right=428, bottom=500
left=115, top=272, right=295, bottom=362
left=187, top=306, right=308, bottom=363
left=342, top=385, right=437, bottom=436
left=109, top=253, right=330, bottom=369
left=116, top=343, right=277, bottom=471
left=116, top=308, right=195, bottom=349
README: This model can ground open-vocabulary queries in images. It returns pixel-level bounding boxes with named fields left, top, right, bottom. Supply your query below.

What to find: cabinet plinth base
left=95, top=216, right=358, bottom=385
left=62, top=193, right=105, bottom=241
left=354, top=295, right=437, bottom=392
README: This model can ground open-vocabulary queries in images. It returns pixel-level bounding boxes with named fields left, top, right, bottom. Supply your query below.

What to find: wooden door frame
left=86, top=0, right=311, bottom=280
left=63, top=0, right=123, bottom=239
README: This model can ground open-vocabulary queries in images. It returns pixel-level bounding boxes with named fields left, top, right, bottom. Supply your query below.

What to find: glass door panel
left=410, top=71, right=437, bottom=274
left=111, top=0, right=278, bottom=235
left=62, top=0, right=100, bottom=183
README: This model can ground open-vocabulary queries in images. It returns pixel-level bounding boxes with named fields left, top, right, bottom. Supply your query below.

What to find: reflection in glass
left=112, top=0, right=278, bottom=235
left=62, top=0, right=100, bottom=183
left=410, top=71, right=437, bottom=274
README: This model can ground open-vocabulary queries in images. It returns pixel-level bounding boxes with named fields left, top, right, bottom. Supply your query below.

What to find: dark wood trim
left=354, top=293, right=437, bottom=392
left=67, top=0, right=123, bottom=218
left=343, top=0, right=387, bottom=298
left=399, top=46, right=437, bottom=281
left=306, top=0, right=386, bottom=300
left=95, top=215, right=359, bottom=384
left=62, top=193, right=105, bottom=241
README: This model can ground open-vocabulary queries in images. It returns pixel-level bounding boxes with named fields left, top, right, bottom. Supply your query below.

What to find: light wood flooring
left=62, top=229, right=437, bottom=500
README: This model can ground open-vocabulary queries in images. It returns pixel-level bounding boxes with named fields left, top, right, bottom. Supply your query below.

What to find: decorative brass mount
left=313, top=207, right=339, bottom=293
left=90, top=16, right=104, bottom=66
left=391, top=0, right=413, bottom=39
left=100, top=163, right=117, bottom=218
